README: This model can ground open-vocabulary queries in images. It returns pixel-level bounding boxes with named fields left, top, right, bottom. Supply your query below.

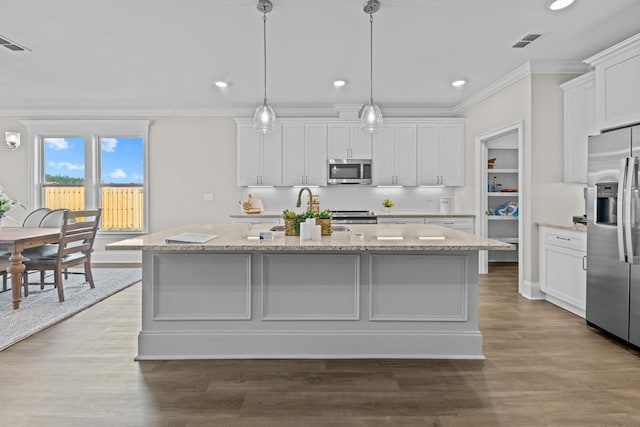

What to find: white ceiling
left=1, top=0, right=639, bottom=114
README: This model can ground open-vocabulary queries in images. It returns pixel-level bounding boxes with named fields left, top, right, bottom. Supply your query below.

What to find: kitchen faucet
left=296, top=187, right=313, bottom=211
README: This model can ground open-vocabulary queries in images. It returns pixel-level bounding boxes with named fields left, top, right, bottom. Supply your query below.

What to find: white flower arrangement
left=0, top=186, right=24, bottom=223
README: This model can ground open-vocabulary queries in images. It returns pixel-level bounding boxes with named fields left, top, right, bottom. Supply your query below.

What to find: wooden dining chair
left=22, top=209, right=102, bottom=302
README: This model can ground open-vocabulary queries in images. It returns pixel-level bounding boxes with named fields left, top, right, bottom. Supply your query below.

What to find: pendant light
left=360, top=0, right=383, bottom=133
left=253, top=0, right=276, bottom=134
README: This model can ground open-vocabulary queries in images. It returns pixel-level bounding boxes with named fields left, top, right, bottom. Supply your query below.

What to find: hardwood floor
left=1, top=263, right=639, bottom=426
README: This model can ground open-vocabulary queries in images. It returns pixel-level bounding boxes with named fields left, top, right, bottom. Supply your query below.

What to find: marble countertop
left=106, top=223, right=513, bottom=252
left=229, top=211, right=475, bottom=219
left=538, top=222, right=587, bottom=232
left=229, top=211, right=282, bottom=218
left=376, top=211, right=475, bottom=218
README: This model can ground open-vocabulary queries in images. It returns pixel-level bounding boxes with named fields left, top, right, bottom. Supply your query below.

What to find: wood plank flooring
left=1, top=263, right=639, bottom=426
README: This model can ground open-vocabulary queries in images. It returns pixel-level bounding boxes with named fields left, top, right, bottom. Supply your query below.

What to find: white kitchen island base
left=137, top=249, right=482, bottom=360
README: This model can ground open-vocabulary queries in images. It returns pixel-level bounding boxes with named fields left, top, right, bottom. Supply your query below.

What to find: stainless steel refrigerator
left=587, top=124, right=640, bottom=347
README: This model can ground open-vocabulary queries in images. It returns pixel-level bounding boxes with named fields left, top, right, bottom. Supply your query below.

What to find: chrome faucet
left=296, top=187, right=313, bottom=211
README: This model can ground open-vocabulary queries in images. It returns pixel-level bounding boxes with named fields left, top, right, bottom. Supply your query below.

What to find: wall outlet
left=203, top=193, right=215, bottom=201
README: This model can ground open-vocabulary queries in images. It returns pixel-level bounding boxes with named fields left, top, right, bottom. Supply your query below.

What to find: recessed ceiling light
left=333, top=80, right=346, bottom=88
left=548, top=0, right=575, bottom=11
left=451, top=80, right=466, bottom=87
left=214, top=81, right=228, bottom=88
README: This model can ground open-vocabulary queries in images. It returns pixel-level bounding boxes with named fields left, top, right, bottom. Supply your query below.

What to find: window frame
left=24, top=120, right=150, bottom=236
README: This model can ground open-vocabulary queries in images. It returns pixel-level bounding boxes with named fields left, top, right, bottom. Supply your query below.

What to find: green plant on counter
left=283, top=209, right=297, bottom=219
left=382, top=198, right=395, bottom=208
left=282, top=209, right=332, bottom=234
left=316, top=209, right=331, bottom=219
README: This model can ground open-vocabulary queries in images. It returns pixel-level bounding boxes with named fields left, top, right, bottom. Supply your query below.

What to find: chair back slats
left=56, top=209, right=102, bottom=262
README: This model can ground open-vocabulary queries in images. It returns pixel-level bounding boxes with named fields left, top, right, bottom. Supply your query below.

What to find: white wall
left=458, top=73, right=585, bottom=287
left=239, top=186, right=456, bottom=214
left=530, top=74, right=585, bottom=283
left=0, top=119, right=29, bottom=219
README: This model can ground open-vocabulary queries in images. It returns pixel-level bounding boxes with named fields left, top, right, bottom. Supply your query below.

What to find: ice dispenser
left=595, top=182, right=618, bottom=225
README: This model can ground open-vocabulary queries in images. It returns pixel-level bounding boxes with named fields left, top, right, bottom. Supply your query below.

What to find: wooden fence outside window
left=44, top=186, right=144, bottom=231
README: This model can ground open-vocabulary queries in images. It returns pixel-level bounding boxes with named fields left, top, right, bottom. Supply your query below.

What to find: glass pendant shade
left=253, top=100, right=276, bottom=134
left=360, top=100, right=383, bottom=133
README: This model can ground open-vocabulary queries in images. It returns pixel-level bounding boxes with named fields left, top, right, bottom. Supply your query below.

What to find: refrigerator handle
left=625, top=156, right=637, bottom=264
left=618, top=157, right=628, bottom=263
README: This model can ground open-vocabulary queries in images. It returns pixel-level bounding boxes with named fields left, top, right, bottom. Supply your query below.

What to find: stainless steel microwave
left=327, top=159, right=372, bottom=184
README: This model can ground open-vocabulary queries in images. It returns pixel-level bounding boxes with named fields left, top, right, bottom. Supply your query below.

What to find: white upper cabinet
left=561, top=72, right=597, bottom=184
left=417, top=120, right=465, bottom=186
left=585, top=33, right=640, bottom=131
left=282, top=123, right=327, bottom=186
left=237, top=123, right=282, bottom=186
left=373, top=124, right=417, bottom=186
left=236, top=118, right=463, bottom=187
left=328, top=123, right=372, bottom=159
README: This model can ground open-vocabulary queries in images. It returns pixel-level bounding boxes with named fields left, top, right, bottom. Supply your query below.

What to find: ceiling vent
left=0, top=34, right=29, bottom=52
left=512, top=33, right=542, bottom=48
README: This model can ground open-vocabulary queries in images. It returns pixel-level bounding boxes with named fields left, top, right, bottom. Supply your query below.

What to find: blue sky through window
left=43, top=137, right=143, bottom=184
left=101, top=137, right=143, bottom=184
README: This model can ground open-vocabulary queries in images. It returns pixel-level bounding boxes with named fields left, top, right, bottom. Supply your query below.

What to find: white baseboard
left=543, top=293, right=585, bottom=318
left=136, top=331, right=485, bottom=360
left=520, top=280, right=544, bottom=300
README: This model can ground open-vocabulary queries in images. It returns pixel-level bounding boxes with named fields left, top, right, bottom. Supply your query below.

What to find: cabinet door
left=350, top=124, right=373, bottom=159
left=542, top=244, right=586, bottom=311
left=305, top=124, right=328, bottom=186
left=260, top=125, right=282, bottom=186
left=237, top=125, right=262, bottom=186
left=395, top=124, right=417, bottom=186
left=416, top=124, right=440, bottom=185
left=327, top=124, right=350, bottom=158
left=372, top=125, right=395, bottom=185
left=439, top=123, right=464, bottom=186
left=564, top=77, right=595, bottom=184
left=596, top=50, right=640, bottom=130
left=282, top=124, right=306, bottom=186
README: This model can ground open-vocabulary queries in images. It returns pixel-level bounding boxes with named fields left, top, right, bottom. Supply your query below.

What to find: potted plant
left=315, top=209, right=333, bottom=236
left=382, top=198, right=395, bottom=213
left=282, top=209, right=333, bottom=236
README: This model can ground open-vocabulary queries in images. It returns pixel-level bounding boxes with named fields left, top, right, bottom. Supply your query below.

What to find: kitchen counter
left=376, top=211, right=475, bottom=218
left=107, top=223, right=510, bottom=252
left=537, top=222, right=587, bottom=233
left=229, top=211, right=475, bottom=219
left=229, top=211, right=282, bottom=219
left=107, top=223, right=512, bottom=360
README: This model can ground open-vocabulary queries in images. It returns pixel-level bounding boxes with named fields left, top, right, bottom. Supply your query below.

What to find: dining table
left=0, top=226, right=60, bottom=310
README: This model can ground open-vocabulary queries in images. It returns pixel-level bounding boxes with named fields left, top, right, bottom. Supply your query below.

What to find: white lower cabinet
left=378, top=216, right=474, bottom=234
left=425, top=218, right=474, bottom=234
left=538, top=226, right=587, bottom=318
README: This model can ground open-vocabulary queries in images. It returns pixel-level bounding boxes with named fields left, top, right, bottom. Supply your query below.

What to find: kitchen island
left=107, top=223, right=512, bottom=360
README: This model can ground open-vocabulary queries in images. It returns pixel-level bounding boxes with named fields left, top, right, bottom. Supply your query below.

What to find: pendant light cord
left=263, top=13, right=268, bottom=103
left=369, top=13, right=374, bottom=103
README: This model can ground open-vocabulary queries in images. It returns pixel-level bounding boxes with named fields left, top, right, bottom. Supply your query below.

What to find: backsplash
left=238, top=186, right=456, bottom=214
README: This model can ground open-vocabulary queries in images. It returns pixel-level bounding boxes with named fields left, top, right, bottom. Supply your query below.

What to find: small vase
left=384, top=207, right=392, bottom=213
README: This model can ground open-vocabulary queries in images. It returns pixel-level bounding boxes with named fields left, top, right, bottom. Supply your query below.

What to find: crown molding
left=0, top=105, right=456, bottom=119
left=585, top=32, right=640, bottom=66
left=529, top=61, right=591, bottom=74
left=452, top=62, right=531, bottom=114
left=559, top=70, right=595, bottom=91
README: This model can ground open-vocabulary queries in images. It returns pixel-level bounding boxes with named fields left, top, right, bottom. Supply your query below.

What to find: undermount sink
left=270, top=225, right=350, bottom=232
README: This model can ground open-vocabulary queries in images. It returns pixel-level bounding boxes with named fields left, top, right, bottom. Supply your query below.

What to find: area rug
left=0, top=268, right=141, bottom=351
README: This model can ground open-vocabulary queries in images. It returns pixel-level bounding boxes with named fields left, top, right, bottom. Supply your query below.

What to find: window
left=25, top=120, right=149, bottom=234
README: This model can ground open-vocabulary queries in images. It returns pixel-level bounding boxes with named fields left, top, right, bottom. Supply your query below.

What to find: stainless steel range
left=330, top=210, right=377, bottom=224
